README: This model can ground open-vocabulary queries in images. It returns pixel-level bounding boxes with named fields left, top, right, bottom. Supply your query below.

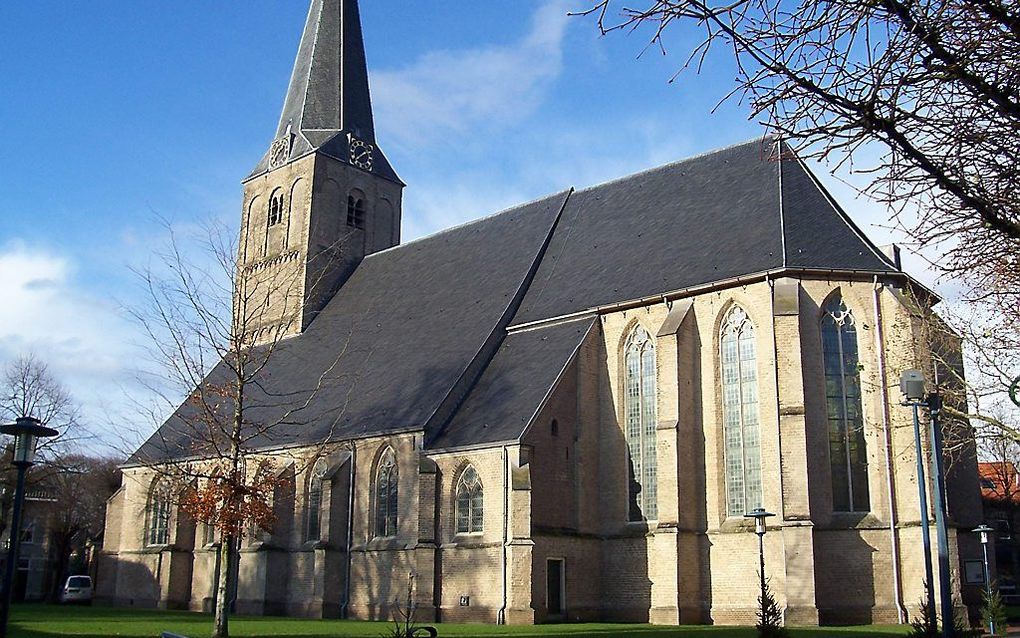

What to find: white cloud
left=372, top=0, right=575, bottom=150
left=0, top=241, right=140, bottom=450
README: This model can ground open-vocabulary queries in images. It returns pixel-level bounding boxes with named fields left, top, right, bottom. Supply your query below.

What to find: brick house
left=977, top=462, right=1020, bottom=598
left=96, top=0, right=984, bottom=626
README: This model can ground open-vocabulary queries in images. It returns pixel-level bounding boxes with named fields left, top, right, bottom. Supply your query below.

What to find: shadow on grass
left=9, top=605, right=911, bottom=638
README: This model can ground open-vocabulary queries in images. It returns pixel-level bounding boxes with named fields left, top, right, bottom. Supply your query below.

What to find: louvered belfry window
left=625, top=326, right=658, bottom=521
left=721, top=306, right=762, bottom=517
left=821, top=296, right=870, bottom=512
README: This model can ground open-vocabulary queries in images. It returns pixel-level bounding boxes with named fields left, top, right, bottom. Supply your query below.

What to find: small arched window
left=721, top=306, right=762, bottom=517
left=821, top=296, right=870, bottom=512
left=625, top=326, right=657, bottom=521
left=306, top=458, right=328, bottom=541
left=346, top=195, right=366, bottom=229
left=374, top=449, right=398, bottom=538
left=455, top=466, right=484, bottom=534
left=551, top=420, right=559, bottom=437
left=268, top=190, right=284, bottom=226
left=147, top=480, right=172, bottom=546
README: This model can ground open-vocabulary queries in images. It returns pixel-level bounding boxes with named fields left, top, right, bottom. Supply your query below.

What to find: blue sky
left=0, top=1, right=936, bottom=451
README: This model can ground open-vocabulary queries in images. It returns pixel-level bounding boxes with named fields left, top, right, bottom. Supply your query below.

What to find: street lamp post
left=901, top=371, right=937, bottom=627
left=745, top=507, right=775, bottom=622
left=973, top=525, right=995, bottom=635
left=900, top=370, right=953, bottom=638
left=926, top=393, right=954, bottom=638
left=0, top=416, right=57, bottom=638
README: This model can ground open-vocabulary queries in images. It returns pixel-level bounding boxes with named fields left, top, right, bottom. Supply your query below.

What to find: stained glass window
left=374, top=449, right=398, bottom=538
left=625, top=327, right=658, bottom=521
left=721, top=306, right=762, bottom=517
left=147, top=481, right=172, bottom=546
left=306, top=458, right=328, bottom=541
left=455, top=466, right=484, bottom=534
left=821, top=296, right=870, bottom=512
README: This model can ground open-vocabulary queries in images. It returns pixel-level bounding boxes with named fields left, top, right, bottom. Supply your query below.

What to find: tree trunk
left=212, top=535, right=236, bottom=638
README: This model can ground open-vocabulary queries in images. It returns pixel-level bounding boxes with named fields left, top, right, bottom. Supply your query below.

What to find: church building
left=98, top=0, right=984, bottom=626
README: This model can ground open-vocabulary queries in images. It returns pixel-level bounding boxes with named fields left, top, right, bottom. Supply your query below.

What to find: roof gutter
left=508, top=267, right=911, bottom=333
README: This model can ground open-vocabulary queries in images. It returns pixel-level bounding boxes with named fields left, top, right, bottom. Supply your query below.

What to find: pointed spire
left=251, top=0, right=400, bottom=182
left=277, top=0, right=375, bottom=142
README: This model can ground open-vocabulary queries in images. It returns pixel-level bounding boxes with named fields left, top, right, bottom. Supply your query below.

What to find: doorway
left=546, top=558, right=565, bottom=618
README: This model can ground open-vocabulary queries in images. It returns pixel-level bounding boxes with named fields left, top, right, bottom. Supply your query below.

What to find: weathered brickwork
left=100, top=276, right=982, bottom=626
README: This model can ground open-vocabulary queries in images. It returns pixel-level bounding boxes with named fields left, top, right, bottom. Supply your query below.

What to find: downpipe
left=340, top=443, right=357, bottom=618
left=873, top=279, right=907, bottom=623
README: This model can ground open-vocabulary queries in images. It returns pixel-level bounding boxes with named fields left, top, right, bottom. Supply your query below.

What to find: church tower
left=237, top=0, right=403, bottom=343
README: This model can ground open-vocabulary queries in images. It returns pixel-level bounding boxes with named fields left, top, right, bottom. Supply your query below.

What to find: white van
left=61, top=575, right=93, bottom=603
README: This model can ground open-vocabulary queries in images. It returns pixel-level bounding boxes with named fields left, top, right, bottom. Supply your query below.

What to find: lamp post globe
left=0, top=416, right=57, bottom=638
left=745, top=507, right=774, bottom=537
left=0, top=417, right=57, bottom=465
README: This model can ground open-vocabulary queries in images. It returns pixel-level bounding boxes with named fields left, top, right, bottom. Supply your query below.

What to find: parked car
left=61, top=575, right=92, bottom=604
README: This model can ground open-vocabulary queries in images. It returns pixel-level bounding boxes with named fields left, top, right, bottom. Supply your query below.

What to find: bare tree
left=41, top=454, right=121, bottom=602
left=128, top=219, right=358, bottom=638
left=577, top=0, right=1020, bottom=309
left=0, top=355, right=90, bottom=539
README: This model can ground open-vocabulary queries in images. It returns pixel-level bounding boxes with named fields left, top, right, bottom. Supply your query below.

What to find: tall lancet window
left=374, top=448, right=398, bottom=538
left=625, top=326, right=657, bottom=521
left=721, top=306, right=762, bottom=517
left=822, top=296, right=870, bottom=512
left=146, top=480, right=172, bottom=546
left=306, top=458, right=328, bottom=541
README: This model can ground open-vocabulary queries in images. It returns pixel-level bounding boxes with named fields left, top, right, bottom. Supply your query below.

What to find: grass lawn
left=9, top=604, right=911, bottom=638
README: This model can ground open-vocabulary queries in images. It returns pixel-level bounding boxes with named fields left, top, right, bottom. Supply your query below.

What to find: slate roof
left=512, top=140, right=897, bottom=324
left=131, top=192, right=570, bottom=463
left=248, top=0, right=400, bottom=183
left=131, top=139, right=907, bottom=463
left=429, top=317, right=596, bottom=450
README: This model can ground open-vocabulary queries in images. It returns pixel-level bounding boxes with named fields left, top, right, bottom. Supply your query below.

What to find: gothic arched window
left=346, top=195, right=366, bottom=230
left=147, top=480, right=172, bottom=546
left=625, top=326, right=657, bottom=521
left=455, top=466, right=484, bottom=534
left=374, top=449, right=398, bottom=538
left=821, top=296, right=870, bottom=512
left=721, top=306, right=762, bottom=517
left=306, top=458, right=328, bottom=541
left=268, top=190, right=284, bottom=227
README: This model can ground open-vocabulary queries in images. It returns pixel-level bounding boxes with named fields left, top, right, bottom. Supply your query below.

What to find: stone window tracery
left=306, top=458, right=328, bottom=541
left=821, top=296, right=870, bottom=512
left=625, top=326, right=657, bottom=521
left=721, top=306, right=762, bottom=517
left=455, top=465, right=484, bottom=534
left=374, top=448, right=398, bottom=538
left=146, top=480, right=172, bottom=546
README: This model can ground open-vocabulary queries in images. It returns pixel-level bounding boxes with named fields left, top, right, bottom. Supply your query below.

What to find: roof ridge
left=572, top=136, right=774, bottom=196
left=365, top=189, right=573, bottom=259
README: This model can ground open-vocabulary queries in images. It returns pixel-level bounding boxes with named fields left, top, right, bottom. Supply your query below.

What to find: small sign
left=964, top=559, right=986, bottom=585
left=459, top=595, right=470, bottom=607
